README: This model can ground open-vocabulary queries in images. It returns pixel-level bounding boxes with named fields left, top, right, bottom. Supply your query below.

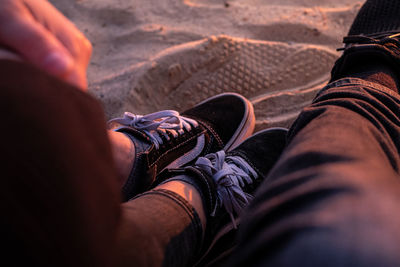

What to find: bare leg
left=107, top=131, right=135, bottom=187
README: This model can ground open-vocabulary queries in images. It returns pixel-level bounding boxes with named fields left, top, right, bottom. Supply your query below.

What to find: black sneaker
left=331, top=0, right=400, bottom=81
left=156, top=127, right=288, bottom=266
left=108, top=93, right=255, bottom=201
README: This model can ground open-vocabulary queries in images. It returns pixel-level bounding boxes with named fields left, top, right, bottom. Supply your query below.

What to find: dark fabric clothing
left=4, top=55, right=400, bottom=267
left=230, top=77, right=400, bottom=266
left=0, top=60, right=202, bottom=267
left=117, top=189, right=202, bottom=267
left=0, top=59, right=121, bottom=267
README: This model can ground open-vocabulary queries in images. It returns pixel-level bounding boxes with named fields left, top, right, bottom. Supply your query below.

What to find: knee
left=233, top=171, right=400, bottom=266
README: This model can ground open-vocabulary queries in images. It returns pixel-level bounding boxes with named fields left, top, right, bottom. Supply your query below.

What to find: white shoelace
left=194, top=151, right=258, bottom=228
left=109, top=110, right=199, bottom=149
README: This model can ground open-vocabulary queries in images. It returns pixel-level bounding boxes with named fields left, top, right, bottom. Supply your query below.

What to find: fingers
left=54, top=24, right=92, bottom=89
left=0, top=14, right=75, bottom=77
left=0, top=0, right=92, bottom=90
left=24, top=0, right=93, bottom=89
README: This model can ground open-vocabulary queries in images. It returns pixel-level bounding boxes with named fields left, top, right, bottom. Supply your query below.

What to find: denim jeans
left=2, top=58, right=400, bottom=267
left=230, top=77, right=400, bottom=266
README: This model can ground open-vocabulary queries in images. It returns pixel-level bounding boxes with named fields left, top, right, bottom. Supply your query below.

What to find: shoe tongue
left=348, top=0, right=400, bottom=36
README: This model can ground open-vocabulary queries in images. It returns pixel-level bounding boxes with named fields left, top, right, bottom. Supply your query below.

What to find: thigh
left=0, top=60, right=120, bottom=267
left=230, top=78, right=400, bottom=267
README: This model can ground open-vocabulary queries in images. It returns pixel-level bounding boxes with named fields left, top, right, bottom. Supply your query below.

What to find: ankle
left=352, top=57, right=399, bottom=87
left=332, top=54, right=400, bottom=93
left=356, top=70, right=399, bottom=93
left=108, top=131, right=135, bottom=187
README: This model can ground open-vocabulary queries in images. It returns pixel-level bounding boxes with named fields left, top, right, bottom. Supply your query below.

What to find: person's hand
left=0, top=0, right=92, bottom=90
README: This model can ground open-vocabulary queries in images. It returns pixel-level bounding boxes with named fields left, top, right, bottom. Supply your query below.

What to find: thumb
left=0, top=15, right=74, bottom=77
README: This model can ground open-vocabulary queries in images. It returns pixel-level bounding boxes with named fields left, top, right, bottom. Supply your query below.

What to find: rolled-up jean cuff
left=318, top=77, right=400, bottom=100
left=139, top=188, right=203, bottom=244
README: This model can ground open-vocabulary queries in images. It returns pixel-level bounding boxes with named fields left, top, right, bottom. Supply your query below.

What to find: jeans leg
left=0, top=60, right=202, bottom=267
left=116, top=189, right=202, bottom=267
left=230, top=78, right=400, bottom=266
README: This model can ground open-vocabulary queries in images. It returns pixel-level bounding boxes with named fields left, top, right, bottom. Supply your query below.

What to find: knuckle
left=76, top=33, right=92, bottom=56
left=83, top=37, right=92, bottom=54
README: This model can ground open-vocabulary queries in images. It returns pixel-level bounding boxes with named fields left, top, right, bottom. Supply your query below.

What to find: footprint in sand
left=94, top=35, right=338, bottom=130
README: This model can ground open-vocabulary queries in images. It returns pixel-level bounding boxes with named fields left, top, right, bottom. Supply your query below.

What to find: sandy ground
left=50, top=0, right=364, bottom=130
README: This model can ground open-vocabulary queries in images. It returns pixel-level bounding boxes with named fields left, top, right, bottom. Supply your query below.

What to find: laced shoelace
left=194, top=151, right=258, bottom=228
left=109, top=110, right=199, bottom=149
left=339, top=32, right=400, bottom=51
